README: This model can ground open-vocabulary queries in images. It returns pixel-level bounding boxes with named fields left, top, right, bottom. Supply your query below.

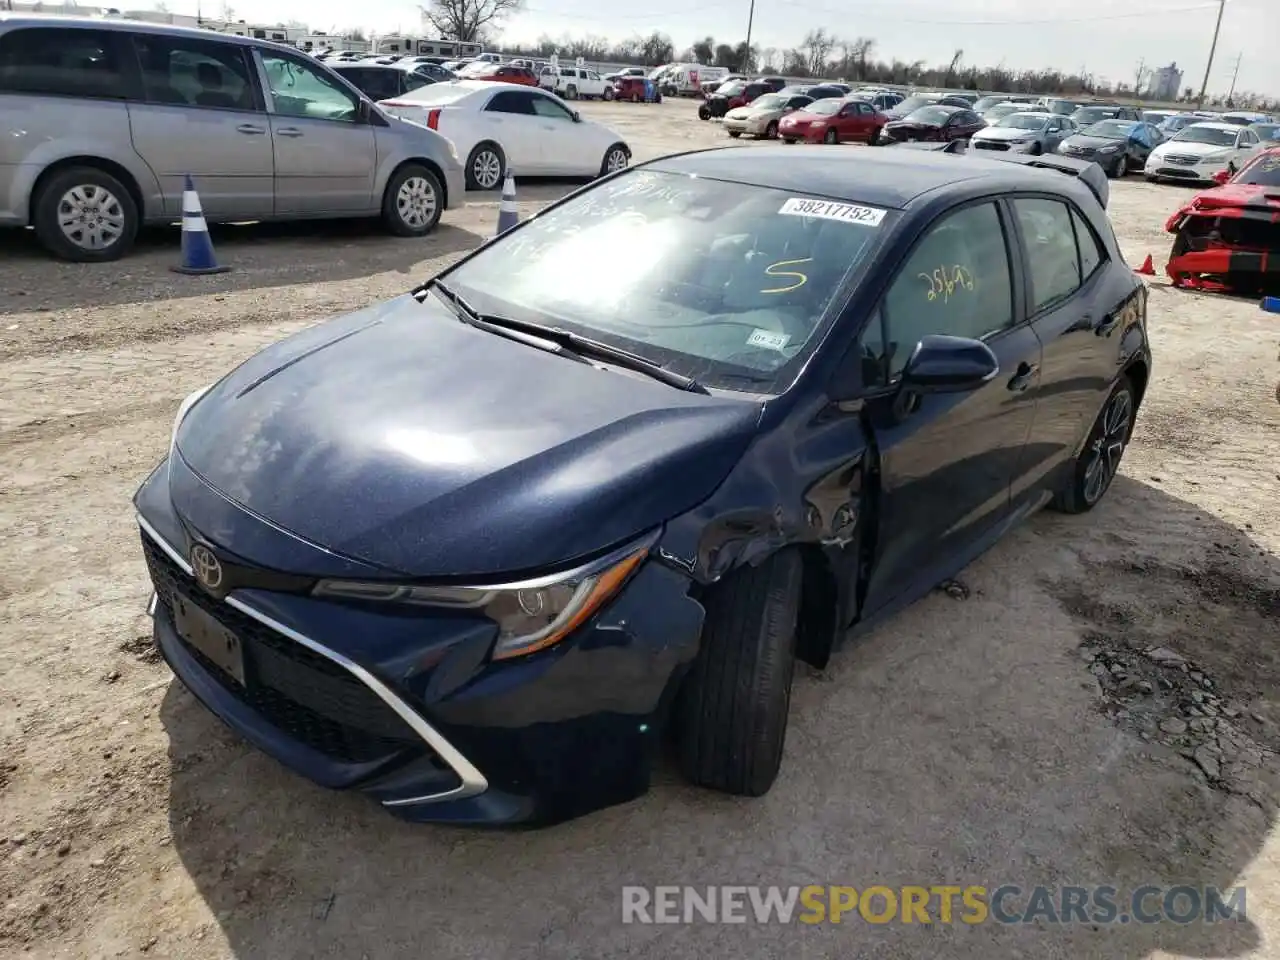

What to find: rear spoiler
left=885, top=140, right=1110, bottom=209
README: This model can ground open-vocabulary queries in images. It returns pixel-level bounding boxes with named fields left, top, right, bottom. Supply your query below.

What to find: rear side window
left=1071, top=208, right=1105, bottom=280
left=132, top=35, right=257, bottom=111
left=1012, top=198, right=1082, bottom=312
left=0, top=27, right=127, bottom=99
left=487, top=90, right=533, bottom=114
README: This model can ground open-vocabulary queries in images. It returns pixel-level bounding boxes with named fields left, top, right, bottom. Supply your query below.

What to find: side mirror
left=901, top=335, right=1000, bottom=393
left=1212, top=169, right=1231, bottom=185
left=357, top=98, right=373, bottom=123
left=571, top=110, right=581, bottom=122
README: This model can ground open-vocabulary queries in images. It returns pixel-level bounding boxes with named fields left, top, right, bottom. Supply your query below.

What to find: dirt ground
left=2, top=99, right=1279, bottom=960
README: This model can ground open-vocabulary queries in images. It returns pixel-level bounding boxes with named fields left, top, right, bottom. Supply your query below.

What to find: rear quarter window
left=0, top=26, right=128, bottom=99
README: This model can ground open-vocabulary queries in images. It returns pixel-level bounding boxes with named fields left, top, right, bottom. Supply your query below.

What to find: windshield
left=805, top=98, right=842, bottom=115
left=1235, top=152, right=1280, bottom=186
left=441, top=171, right=892, bottom=393
left=998, top=114, right=1049, bottom=131
left=717, top=80, right=745, bottom=96
left=985, top=104, right=1021, bottom=121
left=907, top=106, right=954, bottom=124
left=1073, top=107, right=1120, bottom=124
left=1173, top=125, right=1238, bottom=146
left=1045, top=100, right=1077, bottom=115
left=894, top=95, right=937, bottom=112
left=1254, top=124, right=1280, bottom=141
left=1084, top=120, right=1137, bottom=139
left=751, top=93, right=787, bottom=110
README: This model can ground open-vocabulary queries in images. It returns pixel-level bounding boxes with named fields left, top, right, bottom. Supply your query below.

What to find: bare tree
left=850, top=36, right=874, bottom=80
left=943, top=48, right=963, bottom=86
left=800, top=28, right=836, bottom=76
left=690, top=36, right=714, bottom=64
left=1134, top=60, right=1150, bottom=96
left=417, top=0, right=522, bottom=43
left=759, top=46, right=777, bottom=71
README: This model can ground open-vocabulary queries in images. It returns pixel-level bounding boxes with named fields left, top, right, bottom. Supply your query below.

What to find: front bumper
left=1145, top=155, right=1230, bottom=182
left=136, top=461, right=705, bottom=826
left=723, top=117, right=766, bottom=136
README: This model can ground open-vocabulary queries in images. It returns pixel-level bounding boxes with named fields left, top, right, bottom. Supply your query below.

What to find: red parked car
left=468, top=63, right=539, bottom=87
left=777, top=97, right=887, bottom=144
left=613, top=76, right=661, bottom=103
left=880, top=105, right=985, bottom=144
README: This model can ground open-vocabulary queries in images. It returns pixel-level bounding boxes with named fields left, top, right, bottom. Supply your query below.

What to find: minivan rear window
left=0, top=27, right=127, bottom=99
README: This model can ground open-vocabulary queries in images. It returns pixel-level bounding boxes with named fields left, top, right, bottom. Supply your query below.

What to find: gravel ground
left=2, top=99, right=1279, bottom=960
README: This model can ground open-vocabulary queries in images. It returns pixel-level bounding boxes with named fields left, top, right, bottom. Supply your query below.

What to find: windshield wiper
left=428, top=279, right=708, bottom=394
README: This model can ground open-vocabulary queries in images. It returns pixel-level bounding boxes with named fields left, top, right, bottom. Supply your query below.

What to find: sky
left=164, top=0, right=1278, bottom=98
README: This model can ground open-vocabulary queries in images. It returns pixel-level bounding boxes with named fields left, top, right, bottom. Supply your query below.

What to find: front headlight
left=1099, top=143, right=1122, bottom=153
left=312, top=532, right=656, bottom=660
left=171, top=384, right=212, bottom=452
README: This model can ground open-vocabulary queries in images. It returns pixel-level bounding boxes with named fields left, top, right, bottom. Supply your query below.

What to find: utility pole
left=1134, top=57, right=1145, bottom=96
left=743, top=0, right=755, bottom=73
left=1226, top=52, right=1242, bottom=102
left=1196, top=0, right=1226, bottom=108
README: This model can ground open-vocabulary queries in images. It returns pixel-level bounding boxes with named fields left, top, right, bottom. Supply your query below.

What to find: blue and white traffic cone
left=496, top=168, right=519, bottom=236
left=171, top=175, right=229, bottom=275
left=1262, top=296, right=1280, bottom=314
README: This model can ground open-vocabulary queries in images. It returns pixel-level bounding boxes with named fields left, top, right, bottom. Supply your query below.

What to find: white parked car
left=379, top=80, right=632, bottom=190
left=1144, top=121, right=1265, bottom=184
left=539, top=66, right=612, bottom=100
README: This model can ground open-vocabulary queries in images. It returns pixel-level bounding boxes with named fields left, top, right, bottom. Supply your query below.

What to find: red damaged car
left=1164, top=146, right=1280, bottom=293
left=778, top=97, right=887, bottom=144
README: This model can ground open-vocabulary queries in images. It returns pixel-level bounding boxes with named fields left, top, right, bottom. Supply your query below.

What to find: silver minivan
left=0, top=14, right=466, bottom=261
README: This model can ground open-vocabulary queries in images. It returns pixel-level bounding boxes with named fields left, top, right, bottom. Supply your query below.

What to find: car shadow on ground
left=160, top=475, right=1277, bottom=959
left=0, top=220, right=486, bottom=315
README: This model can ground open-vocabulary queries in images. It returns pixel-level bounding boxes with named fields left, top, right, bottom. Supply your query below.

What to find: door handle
left=1007, top=361, right=1039, bottom=393
left=276, top=127, right=304, bottom=138
left=236, top=123, right=267, bottom=135
left=1094, top=314, right=1120, bottom=336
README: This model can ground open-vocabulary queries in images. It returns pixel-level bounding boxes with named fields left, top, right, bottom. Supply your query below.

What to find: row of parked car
left=703, top=78, right=1279, bottom=185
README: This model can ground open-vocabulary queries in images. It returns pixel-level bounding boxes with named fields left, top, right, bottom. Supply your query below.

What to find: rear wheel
left=465, top=142, right=504, bottom=191
left=676, top=549, right=802, bottom=796
left=33, top=166, right=138, bottom=263
left=868, top=127, right=882, bottom=145
left=1051, top=377, right=1135, bottom=513
left=698, top=104, right=710, bottom=120
left=728, top=130, right=741, bottom=138
left=824, top=128, right=838, bottom=144
left=382, top=164, right=442, bottom=237
left=565, top=84, right=578, bottom=100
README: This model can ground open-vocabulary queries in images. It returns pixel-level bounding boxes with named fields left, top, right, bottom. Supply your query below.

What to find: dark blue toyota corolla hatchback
left=136, top=146, right=1152, bottom=826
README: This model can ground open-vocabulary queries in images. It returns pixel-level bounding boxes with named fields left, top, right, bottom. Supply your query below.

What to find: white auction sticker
left=747, top=329, right=791, bottom=350
left=778, top=197, right=886, bottom=227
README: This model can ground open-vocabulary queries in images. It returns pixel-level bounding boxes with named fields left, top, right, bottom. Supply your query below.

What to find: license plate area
left=172, top=594, right=246, bottom=686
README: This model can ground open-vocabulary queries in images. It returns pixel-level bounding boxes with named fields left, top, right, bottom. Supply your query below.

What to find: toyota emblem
left=190, top=544, right=224, bottom=592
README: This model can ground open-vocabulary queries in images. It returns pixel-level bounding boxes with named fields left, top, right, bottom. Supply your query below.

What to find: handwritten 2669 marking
left=921, top=264, right=975, bottom=303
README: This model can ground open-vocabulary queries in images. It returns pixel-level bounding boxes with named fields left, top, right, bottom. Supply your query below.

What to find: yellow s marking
left=919, top=263, right=975, bottom=302
left=762, top=257, right=812, bottom=294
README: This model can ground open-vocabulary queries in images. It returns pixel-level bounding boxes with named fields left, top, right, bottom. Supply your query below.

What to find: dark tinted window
left=0, top=27, right=126, bottom=99
left=487, top=90, right=534, bottom=114
left=134, top=35, right=256, bottom=110
left=865, top=202, right=1014, bottom=380
left=1013, top=198, right=1081, bottom=312
left=334, top=66, right=400, bottom=100
left=1071, top=207, right=1105, bottom=280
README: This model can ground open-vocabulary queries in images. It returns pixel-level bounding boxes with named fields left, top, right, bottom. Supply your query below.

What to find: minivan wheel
left=675, top=549, right=802, bottom=797
left=1051, top=376, right=1135, bottom=514
left=382, top=164, right=442, bottom=237
left=33, top=166, right=138, bottom=263
left=465, top=142, right=505, bottom=191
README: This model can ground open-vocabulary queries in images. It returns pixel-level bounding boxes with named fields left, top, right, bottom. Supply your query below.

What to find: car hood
left=886, top=118, right=943, bottom=130
left=1063, top=134, right=1125, bottom=149
left=174, top=294, right=761, bottom=578
left=975, top=126, right=1039, bottom=141
left=724, top=107, right=755, bottom=120
left=1155, top=139, right=1231, bottom=157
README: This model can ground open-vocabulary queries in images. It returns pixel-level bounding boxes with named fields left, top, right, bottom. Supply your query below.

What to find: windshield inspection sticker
left=747, top=329, right=791, bottom=351
left=778, top=197, right=887, bottom=227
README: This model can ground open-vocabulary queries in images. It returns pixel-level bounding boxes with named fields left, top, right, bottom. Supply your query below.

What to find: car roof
left=1184, top=121, right=1243, bottom=132
left=646, top=146, right=1088, bottom=211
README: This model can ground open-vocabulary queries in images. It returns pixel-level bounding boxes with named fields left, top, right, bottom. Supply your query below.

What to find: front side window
left=1013, top=198, right=1082, bottom=312
left=134, top=36, right=256, bottom=110
left=260, top=53, right=358, bottom=121
left=530, top=94, right=573, bottom=120
left=862, top=202, right=1013, bottom=382
left=1173, top=125, right=1237, bottom=147
left=443, top=171, right=894, bottom=393
left=0, top=27, right=126, bottom=99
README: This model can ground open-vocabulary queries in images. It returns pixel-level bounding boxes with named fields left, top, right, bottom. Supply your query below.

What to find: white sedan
left=1144, top=121, right=1265, bottom=184
left=379, top=80, right=632, bottom=191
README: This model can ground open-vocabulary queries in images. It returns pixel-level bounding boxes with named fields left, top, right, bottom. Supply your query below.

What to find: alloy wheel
left=57, top=184, right=125, bottom=252
left=1083, top=389, right=1132, bottom=505
left=605, top=148, right=629, bottom=173
left=473, top=150, right=501, bottom=189
left=396, top=176, right=438, bottom=229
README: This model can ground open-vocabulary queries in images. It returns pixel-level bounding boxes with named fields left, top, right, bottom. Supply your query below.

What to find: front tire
left=1051, top=377, right=1135, bottom=513
left=603, top=87, right=614, bottom=101
left=381, top=164, right=442, bottom=237
left=764, top=120, right=779, bottom=139
left=33, top=165, right=138, bottom=263
left=783, top=137, right=796, bottom=144
left=676, top=549, right=802, bottom=797
left=464, top=142, right=505, bottom=191
left=599, top=143, right=629, bottom=177
left=728, top=130, right=741, bottom=138
left=824, top=128, right=838, bottom=144
left=698, top=104, right=710, bottom=120
left=565, top=84, right=578, bottom=100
